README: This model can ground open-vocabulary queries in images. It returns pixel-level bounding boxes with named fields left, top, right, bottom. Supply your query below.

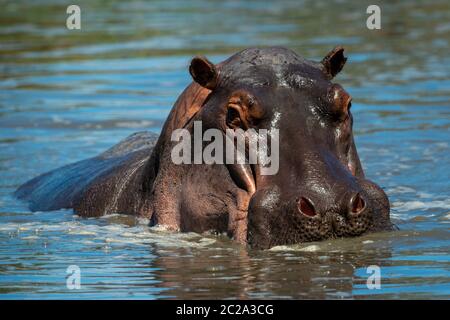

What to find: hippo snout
left=296, top=191, right=367, bottom=218
left=247, top=179, right=392, bottom=249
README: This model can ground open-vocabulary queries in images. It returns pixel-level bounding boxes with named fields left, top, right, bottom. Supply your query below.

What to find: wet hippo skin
left=15, top=46, right=395, bottom=249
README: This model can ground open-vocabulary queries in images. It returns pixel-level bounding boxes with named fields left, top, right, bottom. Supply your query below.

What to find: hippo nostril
left=297, top=197, right=317, bottom=217
left=350, top=192, right=366, bottom=215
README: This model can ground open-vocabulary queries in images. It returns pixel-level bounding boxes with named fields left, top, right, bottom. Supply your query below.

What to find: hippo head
left=188, top=47, right=393, bottom=249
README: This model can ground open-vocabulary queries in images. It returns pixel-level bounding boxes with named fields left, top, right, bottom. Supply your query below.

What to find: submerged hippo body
left=16, top=46, right=394, bottom=249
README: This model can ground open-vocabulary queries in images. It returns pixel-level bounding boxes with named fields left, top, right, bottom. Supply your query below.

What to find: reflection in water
left=0, top=0, right=449, bottom=299
left=151, top=243, right=393, bottom=299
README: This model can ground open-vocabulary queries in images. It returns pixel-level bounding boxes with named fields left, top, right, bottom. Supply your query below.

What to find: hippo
left=15, top=46, right=394, bottom=249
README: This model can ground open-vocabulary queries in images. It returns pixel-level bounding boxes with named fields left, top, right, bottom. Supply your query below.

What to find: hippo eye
left=336, top=100, right=352, bottom=123
left=329, top=85, right=352, bottom=120
left=247, top=97, right=255, bottom=108
left=226, top=106, right=242, bottom=129
left=226, top=91, right=262, bottom=129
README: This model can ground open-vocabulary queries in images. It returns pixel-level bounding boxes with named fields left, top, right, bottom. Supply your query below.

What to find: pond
left=0, top=0, right=449, bottom=299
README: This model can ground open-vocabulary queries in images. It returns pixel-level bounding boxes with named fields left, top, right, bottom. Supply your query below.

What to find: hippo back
left=15, top=131, right=159, bottom=214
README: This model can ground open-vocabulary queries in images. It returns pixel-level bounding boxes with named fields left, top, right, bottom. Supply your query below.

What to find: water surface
left=0, top=0, right=449, bottom=299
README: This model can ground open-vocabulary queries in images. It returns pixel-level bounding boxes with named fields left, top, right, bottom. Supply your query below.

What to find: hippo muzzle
left=248, top=175, right=392, bottom=250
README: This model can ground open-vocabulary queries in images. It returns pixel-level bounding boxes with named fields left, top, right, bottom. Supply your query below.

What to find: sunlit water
left=0, top=0, right=449, bottom=299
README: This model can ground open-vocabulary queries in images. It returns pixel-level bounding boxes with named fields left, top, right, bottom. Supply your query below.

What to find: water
left=0, top=0, right=449, bottom=299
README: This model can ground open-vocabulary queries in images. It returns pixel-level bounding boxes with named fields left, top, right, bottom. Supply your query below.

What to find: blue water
left=0, top=0, right=449, bottom=299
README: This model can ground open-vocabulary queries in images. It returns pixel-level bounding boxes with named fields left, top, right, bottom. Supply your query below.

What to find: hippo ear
left=321, top=46, right=347, bottom=79
left=189, top=56, right=218, bottom=90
